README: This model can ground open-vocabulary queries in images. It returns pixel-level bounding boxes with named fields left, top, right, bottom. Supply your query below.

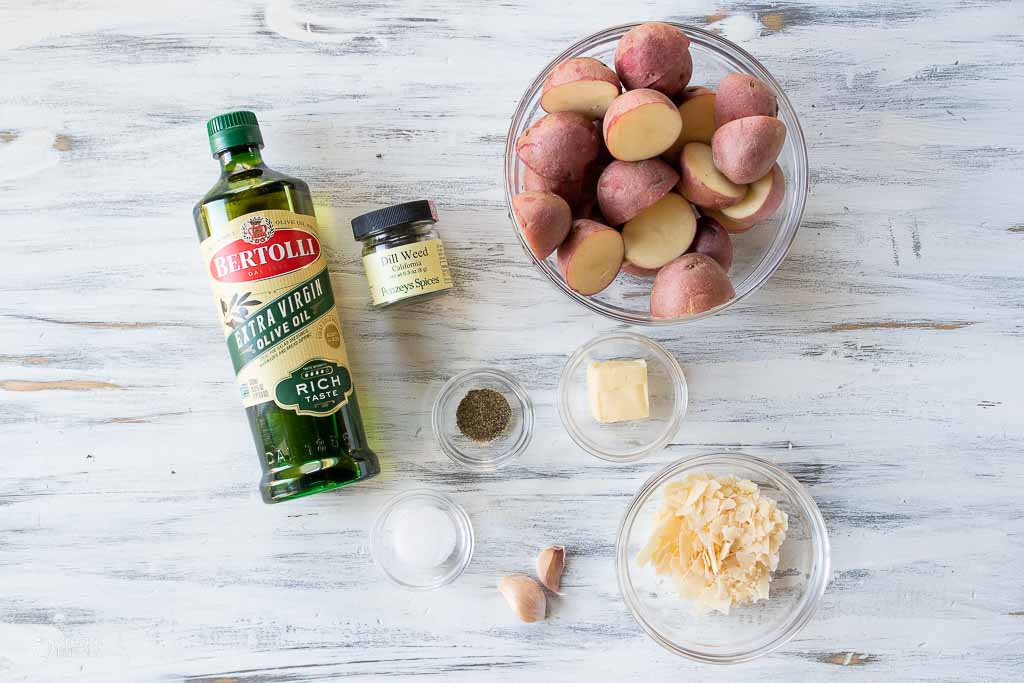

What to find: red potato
left=541, top=58, right=622, bottom=119
left=614, top=22, right=692, bottom=96
left=714, top=73, right=778, bottom=127
left=621, top=193, right=697, bottom=270
left=516, top=112, right=600, bottom=181
left=523, top=167, right=584, bottom=209
left=687, top=216, right=734, bottom=271
left=596, top=159, right=679, bottom=225
left=705, top=163, right=785, bottom=233
left=603, top=89, right=682, bottom=161
left=678, top=142, right=747, bottom=209
left=511, top=191, right=573, bottom=260
left=650, top=253, right=735, bottom=318
left=556, top=219, right=624, bottom=295
left=662, top=86, right=717, bottom=162
left=711, top=115, right=786, bottom=184
left=649, top=50, right=692, bottom=98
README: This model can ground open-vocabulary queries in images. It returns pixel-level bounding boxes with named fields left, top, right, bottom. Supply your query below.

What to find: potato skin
left=711, top=116, right=786, bottom=184
left=541, top=57, right=622, bottom=117
left=615, top=22, right=692, bottom=96
left=543, top=57, right=621, bottom=92
left=523, top=167, right=584, bottom=208
left=650, top=253, right=735, bottom=318
left=512, top=191, right=573, bottom=260
left=516, top=112, right=600, bottom=181
left=714, top=74, right=777, bottom=127
left=596, top=159, right=679, bottom=225
left=687, top=217, right=734, bottom=271
left=649, top=49, right=692, bottom=98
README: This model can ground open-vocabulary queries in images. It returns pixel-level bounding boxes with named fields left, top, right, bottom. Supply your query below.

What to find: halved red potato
left=596, top=159, right=678, bottom=225
left=603, top=89, right=682, bottom=161
left=621, top=193, right=697, bottom=270
left=512, top=191, right=573, bottom=260
left=649, top=50, right=692, bottom=98
left=541, top=57, right=622, bottom=119
left=516, top=112, right=599, bottom=181
left=678, top=142, right=747, bottom=209
left=650, top=253, right=735, bottom=318
left=711, top=115, right=786, bottom=184
left=662, top=86, right=717, bottom=162
left=523, top=167, right=584, bottom=208
left=704, top=163, right=785, bottom=233
left=714, top=73, right=778, bottom=127
left=614, top=22, right=692, bottom=97
left=556, top=219, right=624, bottom=295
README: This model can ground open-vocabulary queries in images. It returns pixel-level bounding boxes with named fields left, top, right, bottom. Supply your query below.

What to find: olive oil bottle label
left=201, top=210, right=353, bottom=416
left=362, top=238, right=453, bottom=305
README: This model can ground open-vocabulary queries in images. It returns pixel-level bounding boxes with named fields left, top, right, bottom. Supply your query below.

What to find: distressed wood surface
left=2, top=0, right=1023, bottom=681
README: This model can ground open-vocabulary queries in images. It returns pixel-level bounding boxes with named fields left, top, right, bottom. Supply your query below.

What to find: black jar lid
left=351, top=200, right=438, bottom=241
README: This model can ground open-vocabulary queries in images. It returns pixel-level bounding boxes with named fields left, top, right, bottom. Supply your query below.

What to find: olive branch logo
left=220, top=291, right=263, bottom=329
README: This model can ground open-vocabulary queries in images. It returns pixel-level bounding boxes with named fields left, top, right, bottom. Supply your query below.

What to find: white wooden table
left=2, top=1, right=1023, bottom=680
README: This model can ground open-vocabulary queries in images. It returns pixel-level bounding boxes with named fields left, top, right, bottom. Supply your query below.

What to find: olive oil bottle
left=193, top=111, right=380, bottom=503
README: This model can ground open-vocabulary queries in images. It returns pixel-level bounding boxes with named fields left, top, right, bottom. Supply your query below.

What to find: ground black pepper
left=456, top=389, right=512, bottom=442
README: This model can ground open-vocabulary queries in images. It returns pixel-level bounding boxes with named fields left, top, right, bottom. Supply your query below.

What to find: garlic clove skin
left=499, top=575, right=546, bottom=623
left=537, top=545, right=566, bottom=594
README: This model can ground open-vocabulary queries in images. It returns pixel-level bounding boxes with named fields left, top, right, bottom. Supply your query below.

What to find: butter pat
left=587, top=359, right=650, bottom=424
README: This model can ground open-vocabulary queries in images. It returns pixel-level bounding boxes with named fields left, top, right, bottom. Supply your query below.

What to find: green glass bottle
left=193, top=111, right=380, bottom=503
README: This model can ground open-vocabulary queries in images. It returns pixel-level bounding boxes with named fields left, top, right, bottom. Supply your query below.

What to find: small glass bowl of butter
left=558, top=332, right=687, bottom=462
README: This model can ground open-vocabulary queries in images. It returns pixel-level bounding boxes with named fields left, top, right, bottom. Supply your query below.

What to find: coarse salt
left=393, top=504, right=457, bottom=569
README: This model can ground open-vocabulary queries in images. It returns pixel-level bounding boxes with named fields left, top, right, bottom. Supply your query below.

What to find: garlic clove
left=498, top=575, right=546, bottom=623
left=536, top=545, right=566, bottom=594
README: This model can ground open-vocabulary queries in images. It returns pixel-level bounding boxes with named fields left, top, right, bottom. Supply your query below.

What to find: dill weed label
left=352, top=200, right=454, bottom=308
left=202, top=209, right=353, bottom=416
left=362, top=239, right=452, bottom=306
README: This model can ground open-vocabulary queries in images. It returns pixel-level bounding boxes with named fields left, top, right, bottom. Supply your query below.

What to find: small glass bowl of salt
left=370, top=489, right=474, bottom=590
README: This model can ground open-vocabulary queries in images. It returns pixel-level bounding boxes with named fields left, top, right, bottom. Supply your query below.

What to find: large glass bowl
left=616, top=453, right=830, bottom=663
left=504, top=23, right=808, bottom=326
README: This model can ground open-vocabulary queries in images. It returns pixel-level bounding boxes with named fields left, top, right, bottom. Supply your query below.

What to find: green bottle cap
left=206, top=110, right=264, bottom=157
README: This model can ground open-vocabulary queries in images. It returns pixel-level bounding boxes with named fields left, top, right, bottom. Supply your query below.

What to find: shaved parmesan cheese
left=636, top=473, right=788, bottom=615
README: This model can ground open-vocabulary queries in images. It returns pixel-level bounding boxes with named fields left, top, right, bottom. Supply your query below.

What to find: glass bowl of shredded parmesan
left=616, top=453, right=830, bottom=663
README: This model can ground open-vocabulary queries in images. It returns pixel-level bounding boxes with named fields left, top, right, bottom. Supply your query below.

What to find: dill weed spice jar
left=352, top=200, right=454, bottom=308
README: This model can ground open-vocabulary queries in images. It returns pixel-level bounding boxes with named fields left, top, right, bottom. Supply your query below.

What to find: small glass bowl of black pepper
left=432, top=368, right=534, bottom=471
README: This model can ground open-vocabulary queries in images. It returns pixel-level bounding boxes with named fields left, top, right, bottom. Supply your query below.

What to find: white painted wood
left=1, top=0, right=1023, bottom=680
